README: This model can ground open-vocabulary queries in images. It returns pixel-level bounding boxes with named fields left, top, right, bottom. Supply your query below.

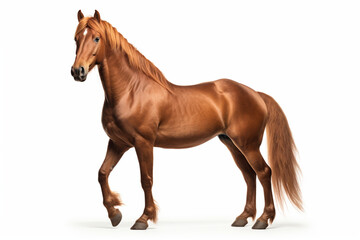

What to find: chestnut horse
left=71, top=10, right=302, bottom=230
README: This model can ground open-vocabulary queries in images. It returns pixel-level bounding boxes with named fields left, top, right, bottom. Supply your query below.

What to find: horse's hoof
left=231, top=218, right=248, bottom=227
left=252, top=220, right=268, bottom=229
left=130, top=220, right=148, bottom=230
left=110, top=209, right=122, bottom=227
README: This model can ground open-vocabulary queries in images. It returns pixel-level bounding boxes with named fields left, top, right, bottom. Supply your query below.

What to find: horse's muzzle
left=71, top=66, right=87, bottom=82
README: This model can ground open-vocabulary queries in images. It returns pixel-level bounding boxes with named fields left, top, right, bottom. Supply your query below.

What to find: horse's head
left=71, top=10, right=105, bottom=82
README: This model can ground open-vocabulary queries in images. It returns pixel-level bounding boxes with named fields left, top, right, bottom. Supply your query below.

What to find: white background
left=1, top=0, right=360, bottom=239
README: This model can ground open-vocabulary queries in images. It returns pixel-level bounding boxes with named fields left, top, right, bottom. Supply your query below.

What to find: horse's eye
left=94, top=37, right=100, bottom=43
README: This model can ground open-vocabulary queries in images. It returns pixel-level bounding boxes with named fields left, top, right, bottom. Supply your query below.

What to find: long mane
left=75, top=17, right=171, bottom=91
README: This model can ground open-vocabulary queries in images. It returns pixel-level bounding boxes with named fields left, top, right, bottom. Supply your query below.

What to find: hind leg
left=244, top=148, right=275, bottom=229
left=229, top=137, right=275, bottom=229
left=219, top=135, right=256, bottom=227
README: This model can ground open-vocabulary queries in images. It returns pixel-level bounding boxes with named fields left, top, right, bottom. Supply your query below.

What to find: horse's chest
left=102, top=107, right=133, bottom=145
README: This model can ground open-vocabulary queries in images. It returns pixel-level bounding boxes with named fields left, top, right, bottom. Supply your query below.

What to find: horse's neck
left=98, top=50, right=140, bottom=105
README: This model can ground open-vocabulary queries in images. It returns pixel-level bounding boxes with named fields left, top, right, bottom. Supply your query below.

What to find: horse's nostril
left=71, top=66, right=86, bottom=79
left=80, top=66, right=85, bottom=75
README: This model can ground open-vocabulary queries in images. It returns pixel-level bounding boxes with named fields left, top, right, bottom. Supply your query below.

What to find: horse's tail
left=258, top=92, right=303, bottom=211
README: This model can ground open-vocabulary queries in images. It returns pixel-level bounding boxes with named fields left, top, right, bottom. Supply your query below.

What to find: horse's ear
left=94, top=10, right=101, bottom=23
left=77, top=10, right=84, bottom=22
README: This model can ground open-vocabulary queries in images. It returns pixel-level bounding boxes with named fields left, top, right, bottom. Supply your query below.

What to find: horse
left=71, top=10, right=302, bottom=230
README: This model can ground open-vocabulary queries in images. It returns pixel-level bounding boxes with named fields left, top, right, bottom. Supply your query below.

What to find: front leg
left=98, top=139, right=130, bottom=227
left=131, top=138, right=158, bottom=230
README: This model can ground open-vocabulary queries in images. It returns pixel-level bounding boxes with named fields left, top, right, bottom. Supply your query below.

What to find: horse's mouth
left=74, top=75, right=87, bottom=82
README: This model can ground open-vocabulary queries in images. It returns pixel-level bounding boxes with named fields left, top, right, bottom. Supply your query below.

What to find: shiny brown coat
left=71, top=10, right=302, bottom=230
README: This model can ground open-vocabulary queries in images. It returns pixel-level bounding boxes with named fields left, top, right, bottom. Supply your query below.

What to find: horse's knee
left=98, top=169, right=108, bottom=184
left=141, top=176, right=153, bottom=190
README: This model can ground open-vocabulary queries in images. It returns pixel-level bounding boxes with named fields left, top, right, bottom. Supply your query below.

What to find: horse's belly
left=154, top=133, right=220, bottom=148
left=155, top=122, right=223, bottom=148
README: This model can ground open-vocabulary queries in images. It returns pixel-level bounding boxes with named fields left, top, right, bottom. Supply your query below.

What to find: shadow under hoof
left=131, top=221, right=148, bottom=230
left=110, top=209, right=122, bottom=227
left=231, top=218, right=248, bottom=227
left=252, top=220, right=268, bottom=230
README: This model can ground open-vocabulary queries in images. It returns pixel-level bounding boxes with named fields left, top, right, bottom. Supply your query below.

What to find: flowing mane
left=75, top=17, right=171, bottom=91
